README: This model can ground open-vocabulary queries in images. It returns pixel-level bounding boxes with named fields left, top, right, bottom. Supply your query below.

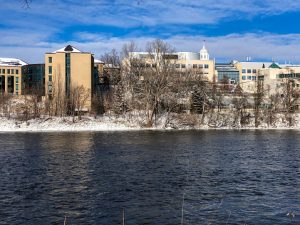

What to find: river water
left=0, top=131, right=299, bottom=225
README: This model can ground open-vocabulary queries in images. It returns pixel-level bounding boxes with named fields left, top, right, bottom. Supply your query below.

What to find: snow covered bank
left=0, top=117, right=142, bottom=132
left=1, top=113, right=300, bottom=132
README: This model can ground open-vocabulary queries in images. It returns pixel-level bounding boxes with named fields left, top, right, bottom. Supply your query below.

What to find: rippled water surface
left=0, top=131, right=299, bottom=225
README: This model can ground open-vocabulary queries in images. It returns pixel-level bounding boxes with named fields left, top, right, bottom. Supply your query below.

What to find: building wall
left=0, top=65, right=22, bottom=95
left=22, top=64, right=45, bottom=95
left=260, top=67, right=300, bottom=94
left=234, top=62, right=266, bottom=93
left=45, top=52, right=94, bottom=110
left=176, top=59, right=215, bottom=81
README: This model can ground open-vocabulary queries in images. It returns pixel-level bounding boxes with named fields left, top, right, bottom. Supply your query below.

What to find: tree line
left=1, top=39, right=300, bottom=128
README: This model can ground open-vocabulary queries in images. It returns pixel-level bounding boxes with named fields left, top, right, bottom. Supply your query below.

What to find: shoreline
left=0, top=116, right=300, bottom=132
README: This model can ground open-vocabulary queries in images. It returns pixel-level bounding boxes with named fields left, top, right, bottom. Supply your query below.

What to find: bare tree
left=281, top=78, right=300, bottom=126
left=190, top=75, right=211, bottom=125
left=28, top=85, right=44, bottom=119
left=0, top=94, right=13, bottom=119
left=254, top=76, right=264, bottom=127
left=48, top=66, right=67, bottom=117
left=232, top=93, right=249, bottom=127
left=101, top=49, right=121, bottom=67
left=264, top=92, right=281, bottom=127
left=68, top=85, right=90, bottom=121
left=142, top=39, right=177, bottom=127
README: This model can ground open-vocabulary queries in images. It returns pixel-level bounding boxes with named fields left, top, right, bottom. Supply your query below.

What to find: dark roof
left=269, top=62, right=281, bottom=69
left=64, top=45, right=74, bottom=51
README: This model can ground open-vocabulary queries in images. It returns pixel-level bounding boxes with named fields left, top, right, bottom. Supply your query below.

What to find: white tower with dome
left=200, top=41, right=209, bottom=60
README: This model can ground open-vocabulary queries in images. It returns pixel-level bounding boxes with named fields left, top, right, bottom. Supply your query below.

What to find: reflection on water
left=0, top=131, right=299, bottom=225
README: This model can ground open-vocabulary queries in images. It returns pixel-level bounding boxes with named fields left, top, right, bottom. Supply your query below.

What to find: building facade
left=233, top=61, right=274, bottom=93
left=0, top=58, right=27, bottom=95
left=215, top=63, right=240, bottom=84
left=22, top=64, right=45, bottom=95
left=45, top=45, right=94, bottom=111
left=128, top=43, right=215, bottom=82
left=259, top=64, right=300, bottom=94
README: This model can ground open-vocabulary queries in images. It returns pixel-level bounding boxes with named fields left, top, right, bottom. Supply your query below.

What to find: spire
left=200, top=40, right=209, bottom=60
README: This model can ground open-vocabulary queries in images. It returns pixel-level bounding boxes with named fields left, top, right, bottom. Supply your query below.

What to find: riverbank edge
left=0, top=116, right=300, bottom=132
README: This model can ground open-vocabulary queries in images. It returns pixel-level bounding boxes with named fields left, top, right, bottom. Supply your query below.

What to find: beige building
left=234, top=61, right=273, bottom=93
left=129, top=43, right=216, bottom=82
left=0, top=58, right=27, bottom=96
left=45, top=45, right=94, bottom=111
left=259, top=64, right=300, bottom=94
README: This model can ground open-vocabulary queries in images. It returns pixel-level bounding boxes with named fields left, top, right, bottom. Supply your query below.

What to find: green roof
left=269, top=62, right=281, bottom=69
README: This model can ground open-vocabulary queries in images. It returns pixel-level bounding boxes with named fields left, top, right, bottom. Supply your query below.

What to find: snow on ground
left=0, top=116, right=142, bottom=132
left=1, top=113, right=300, bottom=132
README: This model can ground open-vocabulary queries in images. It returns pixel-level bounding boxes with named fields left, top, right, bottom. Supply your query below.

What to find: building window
left=181, top=64, right=186, bottom=69
left=252, top=76, right=256, bottom=80
left=7, top=76, right=14, bottom=93
left=247, top=76, right=251, bottom=80
left=242, top=76, right=246, bottom=80
left=49, top=75, right=52, bottom=82
left=193, top=64, right=197, bottom=69
left=204, top=64, right=209, bottom=69
left=11, top=69, right=14, bottom=74
left=49, top=57, right=52, bottom=63
left=2, top=69, right=5, bottom=74
left=16, top=84, right=19, bottom=91
left=199, top=64, right=203, bottom=69
left=16, top=92, right=18, bottom=96
left=252, top=69, right=257, bottom=73
left=65, top=53, right=71, bottom=96
left=7, top=69, right=10, bottom=74
left=16, top=69, right=19, bottom=74
left=247, top=69, right=251, bottom=73
left=16, top=77, right=19, bottom=83
left=175, top=64, right=180, bottom=68
left=48, top=66, right=52, bottom=74
left=242, top=69, right=246, bottom=73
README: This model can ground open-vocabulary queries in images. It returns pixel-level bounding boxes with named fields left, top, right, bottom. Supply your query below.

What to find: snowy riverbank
left=1, top=114, right=300, bottom=132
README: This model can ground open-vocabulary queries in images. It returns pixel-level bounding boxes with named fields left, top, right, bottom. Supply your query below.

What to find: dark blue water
left=0, top=131, right=299, bottom=225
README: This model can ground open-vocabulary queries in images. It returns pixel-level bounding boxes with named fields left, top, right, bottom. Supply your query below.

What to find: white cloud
left=1, top=1, right=300, bottom=64
left=2, top=0, right=300, bottom=29
left=1, top=32, right=300, bottom=64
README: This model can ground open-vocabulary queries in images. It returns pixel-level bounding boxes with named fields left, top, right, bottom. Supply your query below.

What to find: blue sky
left=1, top=0, right=300, bottom=63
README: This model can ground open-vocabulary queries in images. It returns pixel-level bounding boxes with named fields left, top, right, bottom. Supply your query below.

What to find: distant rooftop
left=238, top=61, right=273, bottom=69
left=94, top=59, right=104, bottom=64
left=0, top=57, right=28, bottom=67
left=52, top=45, right=83, bottom=53
left=215, top=63, right=239, bottom=72
left=269, top=62, right=281, bottom=69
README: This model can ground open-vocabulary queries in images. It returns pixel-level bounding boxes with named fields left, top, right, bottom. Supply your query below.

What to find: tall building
left=0, top=57, right=27, bottom=95
left=45, top=45, right=94, bottom=110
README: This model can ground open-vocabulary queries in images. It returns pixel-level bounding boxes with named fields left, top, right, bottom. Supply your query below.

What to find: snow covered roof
left=0, top=57, right=28, bottom=67
left=94, top=59, right=104, bottom=64
left=52, top=45, right=82, bottom=53
left=104, top=64, right=120, bottom=69
left=239, top=62, right=273, bottom=69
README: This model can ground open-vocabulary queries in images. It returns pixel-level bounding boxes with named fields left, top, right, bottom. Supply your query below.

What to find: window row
left=276, top=73, right=300, bottom=79
left=242, top=75, right=257, bottom=81
left=176, top=64, right=209, bottom=69
left=0, top=69, right=19, bottom=75
left=242, top=69, right=257, bottom=74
